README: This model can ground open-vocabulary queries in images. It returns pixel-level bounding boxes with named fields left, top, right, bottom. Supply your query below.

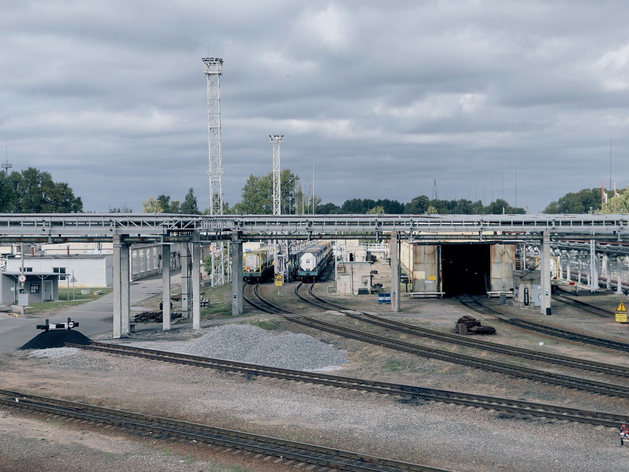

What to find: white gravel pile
left=183, top=324, right=349, bottom=371
left=28, top=347, right=79, bottom=359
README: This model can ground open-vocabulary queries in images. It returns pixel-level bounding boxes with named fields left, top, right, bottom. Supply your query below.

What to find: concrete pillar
left=121, top=243, right=130, bottom=335
left=605, top=256, right=611, bottom=291
left=590, top=240, right=597, bottom=293
left=232, top=232, right=243, bottom=316
left=192, top=237, right=201, bottom=330
left=113, top=236, right=122, bottom=339
left=181, top=242, right=191, bottom=317
left=566, top=253, right=571, bottom=283
left=618, top=257, right=624, bottom=295
left=391, top=231, right=400, bottom=313
left=578, top=255, right=583, bottom=285
left=541, top=231, right=551, bottom=315
left=558, top=253, right=564, bottom=281
left=162, top=244, right=171, bottom=331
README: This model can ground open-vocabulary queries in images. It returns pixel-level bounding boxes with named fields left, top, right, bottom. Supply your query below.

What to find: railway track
left=64, top=343, right=629, bottom=428
left=294, top=284, right=629, bottom=379
left=459, top=296, right=629, bottom=354
left=245, top=284, right=629, bottom=399
left=553, top=288, right=616, bottom=318
left=0, top=388, right=443, bottom=472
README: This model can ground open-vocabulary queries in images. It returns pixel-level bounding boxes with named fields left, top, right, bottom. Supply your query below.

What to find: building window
left=53, top=267, right=66, bottom=280
left=24, top=267, right=33, bottom=272
left=30, top=284, right=39, bottom=294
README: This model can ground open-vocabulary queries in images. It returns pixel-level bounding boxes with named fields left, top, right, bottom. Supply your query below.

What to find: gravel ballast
left=181, top=324, right=349, bottom=370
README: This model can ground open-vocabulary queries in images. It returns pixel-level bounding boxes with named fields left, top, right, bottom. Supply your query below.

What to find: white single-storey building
left=4, top=254, right=113, bottom=288
left=1, top=271, right=60, bottom=304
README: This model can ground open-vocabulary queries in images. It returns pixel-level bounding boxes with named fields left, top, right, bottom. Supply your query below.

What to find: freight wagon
left=243, top=248, right=274, bottom=283
left=297, top=242, right=332, bottom=282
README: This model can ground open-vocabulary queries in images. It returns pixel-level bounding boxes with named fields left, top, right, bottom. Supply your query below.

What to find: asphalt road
left=0, top=275, right=175, bottom=354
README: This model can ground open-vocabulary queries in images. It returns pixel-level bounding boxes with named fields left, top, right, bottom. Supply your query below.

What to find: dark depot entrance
left=441, top=244, right=490, bottom=297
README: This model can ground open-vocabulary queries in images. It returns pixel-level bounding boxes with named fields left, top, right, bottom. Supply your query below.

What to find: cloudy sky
left=2, top=1, right=629, bottom=213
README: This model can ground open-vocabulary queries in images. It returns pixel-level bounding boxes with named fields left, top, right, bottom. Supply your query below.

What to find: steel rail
left=62, top=344, right=629, bottom=428
left=553, top=289, right=616, bottom=318
left=0, top=389, right=441, bottom=472
left=300, top=285, right=629, bottom=379
left=242, top=283, right=276, bottom=314
left=272, top=284, right=629, bottom=398
left=461, top=297, right=629, bottom=353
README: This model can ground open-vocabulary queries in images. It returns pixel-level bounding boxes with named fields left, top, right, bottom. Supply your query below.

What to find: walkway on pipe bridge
left=1, top=213, right=628, bottom=339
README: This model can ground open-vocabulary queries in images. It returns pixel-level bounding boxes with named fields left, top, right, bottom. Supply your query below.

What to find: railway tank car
left=243, top=248, right=274, bottom=283
left=297, top=242, right=332, bottom=281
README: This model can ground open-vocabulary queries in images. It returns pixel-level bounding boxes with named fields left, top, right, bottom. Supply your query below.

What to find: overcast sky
left=2, top=1, right=629, bottom=213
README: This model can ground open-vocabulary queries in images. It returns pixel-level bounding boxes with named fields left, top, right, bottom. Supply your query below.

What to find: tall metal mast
left=203, top=57, right=226, bottom=286
left=270, top=135, right=283, bottom=216
left=270, top=135, right=287, bottom=279
left=2, top=139, right=11, bottom=174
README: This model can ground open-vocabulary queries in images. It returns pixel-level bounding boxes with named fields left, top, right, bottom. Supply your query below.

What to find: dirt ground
left=3, top=282, right=629, bottom=472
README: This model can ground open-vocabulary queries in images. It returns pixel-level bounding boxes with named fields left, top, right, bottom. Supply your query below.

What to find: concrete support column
left=391, top=231, right=400, bottom=313
left=618, top=257, right=624, bottom=295
left=112, top=235, right=130, bottom=338
left=232, top=232, right=243, bottom=316
left=590, top=239, right=597, bottom=293
left=181, top=242, right=191, bottom=317
left=113, top=236, right=122, bottom=339
left=162, top=244, right=171, bottom=331
left=558, top=254, right=564, bottom=281
left=578, top=255, right=583, bottom=285
left=566, top=253, right=571, bottom=283
left=121, top=243, right=130, bottom=335
left=192, top=236, right=201, bottom=330
left=541, top=231, right=551, bottom=315
left=605, top=256, right=611, bottom=291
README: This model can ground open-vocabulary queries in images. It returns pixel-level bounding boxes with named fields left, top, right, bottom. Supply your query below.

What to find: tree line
left=0, top=167, right=82, bottom=213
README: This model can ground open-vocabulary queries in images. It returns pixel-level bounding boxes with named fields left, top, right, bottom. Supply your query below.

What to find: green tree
left=404, top=195, right=430, bottom=214
left=180, top=188, right=200, bottom=214
left=599, top=189, right=629, bottom=213
left=142, top=197, right=163, bottom=213
left=9, top=167, right=82, bottom=213
left=367, top=205, right=385, bottom=214
left=317, top=202, right=342, bottom=214
left=232, top=169, right=299, bottom=214
left=544, top=188, right=602, bottom=214
left=0, top=171, right=17, bottom=212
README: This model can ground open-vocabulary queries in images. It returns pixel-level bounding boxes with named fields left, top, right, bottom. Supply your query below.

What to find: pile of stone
left=183, top=324, right=349, bottom=371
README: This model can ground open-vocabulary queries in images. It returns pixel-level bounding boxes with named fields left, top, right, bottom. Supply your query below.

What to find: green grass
left=26, top=288, right=112, bottom=314
left=249, top=320, right=278, bottom=330
left=382, top=359, right=405, bottom=372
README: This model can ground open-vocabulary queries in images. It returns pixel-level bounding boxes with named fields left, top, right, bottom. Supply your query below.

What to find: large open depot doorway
left=441, top=244, right=490, bottom=297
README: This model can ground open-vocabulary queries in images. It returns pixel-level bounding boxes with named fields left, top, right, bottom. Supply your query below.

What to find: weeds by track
left=64, top=343, right=629, bottom=429
left=295, top=284, right=629, bottom=379
left=283, top=283, right=629, bottom=399
left=0, top=388, right=443, bottom=472
left=459, top=296, right=629, bottom=353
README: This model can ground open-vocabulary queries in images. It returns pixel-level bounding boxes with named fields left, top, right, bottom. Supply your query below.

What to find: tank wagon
left=297, top=242, right=332, bottom=281
left=243, top=248, right=274, bottom=283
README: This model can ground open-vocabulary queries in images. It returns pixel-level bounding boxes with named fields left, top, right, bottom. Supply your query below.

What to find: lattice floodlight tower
left=270, top=135, right=287, bottom=279
left=203, top=57, right=227, bottom=286
left=270, top=135, right=283, bottom=215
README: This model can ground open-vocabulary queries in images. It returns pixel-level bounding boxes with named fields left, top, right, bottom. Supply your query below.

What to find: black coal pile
left=19, top=330, right=92, bottom=350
